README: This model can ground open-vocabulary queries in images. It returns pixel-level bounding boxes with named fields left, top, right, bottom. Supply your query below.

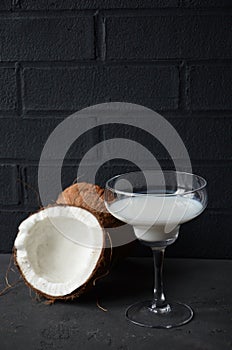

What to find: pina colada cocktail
left=107, top=195, right=203, bottom=245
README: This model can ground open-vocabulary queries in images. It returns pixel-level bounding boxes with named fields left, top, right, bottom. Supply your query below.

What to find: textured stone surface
left=106, top=15, right=232, bottom=60
left=0, top=255, right=231, bottom=349
left=189, top=65, right=232, bottom=110
left=0, top=16, right=94, bottom=61
left=23, top=66, right=179, bottom=112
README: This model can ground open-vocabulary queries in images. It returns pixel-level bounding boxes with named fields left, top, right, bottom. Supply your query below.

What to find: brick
left=189, top=66, right=232, bottom=110
left=192, top=165, right=232, bottom=210
left=0, top=118, right=60, bottom=160
left=0, top=165, right=19, bottom=205
left=23, top=165, right=76, bottom=208
left=0, top=16, right=94, bottom=61
left=16, top=0, right=179, bottom=10
left=0, top=211, right=29, bottom=253
left=23, top=165, right=61, bottom=208
left=0, top=117, right=98, bottom=160
left=106, top=15, right=232, bottom=60
left=102, top=120, right=174, bottom=163
left=170, top=118, right=232, bottom=161
left=181, top=0, right=232, bottom=7
left=167, top=211, right=231, bottom=258
left=0, top=68, right=17, bottom=112
left=0, top=116, right=231, bottom=162
left=23, top=66, right=179, bottom=111
left=101, top=117, right=231, bottom=161
left=23, top=164, right=103, bottom=208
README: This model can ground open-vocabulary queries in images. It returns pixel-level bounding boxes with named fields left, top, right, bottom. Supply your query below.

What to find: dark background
left=0, top=0, right=231, bottom=257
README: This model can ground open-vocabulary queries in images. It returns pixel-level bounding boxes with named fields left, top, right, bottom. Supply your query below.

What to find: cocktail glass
left=105, top=170, right=207, bottom=328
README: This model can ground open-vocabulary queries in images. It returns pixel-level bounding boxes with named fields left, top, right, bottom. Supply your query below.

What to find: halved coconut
left=14, top=206, right=110, bottom=300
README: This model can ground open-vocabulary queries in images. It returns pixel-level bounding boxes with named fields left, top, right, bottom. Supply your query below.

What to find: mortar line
left=15, top=62, right=23, bottom=117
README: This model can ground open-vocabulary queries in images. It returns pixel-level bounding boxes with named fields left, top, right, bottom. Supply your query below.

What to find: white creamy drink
left=107, top=196, right=203, bottom=243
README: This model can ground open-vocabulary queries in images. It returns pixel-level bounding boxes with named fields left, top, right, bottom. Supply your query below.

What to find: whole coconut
left=56, top=182, right=123, bottom=228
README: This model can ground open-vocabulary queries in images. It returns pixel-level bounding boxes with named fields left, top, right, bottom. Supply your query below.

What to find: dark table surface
left=0, top=254, right=231, bottom=350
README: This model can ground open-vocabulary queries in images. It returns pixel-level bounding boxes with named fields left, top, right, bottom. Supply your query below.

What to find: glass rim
left=105, top=170, right=207, bottom=197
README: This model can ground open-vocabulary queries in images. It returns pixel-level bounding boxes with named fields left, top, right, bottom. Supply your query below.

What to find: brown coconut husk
left=56, top=182, right=123, bottom=228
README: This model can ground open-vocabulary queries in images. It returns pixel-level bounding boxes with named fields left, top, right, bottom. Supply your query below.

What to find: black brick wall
left=23, top=65, right=179, bottom=111
left=0, top=16, right=94, bottom=61
left=0, top=0, right=231, bottom=258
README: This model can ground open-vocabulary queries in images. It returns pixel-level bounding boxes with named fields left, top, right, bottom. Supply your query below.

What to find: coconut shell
left=56, top=182, right=123, bottom=228
left=14, top=243, right=112, bottom=302
left=14, top=183, right=133, bottom=302
left=13, top=205, right=113, bottom=302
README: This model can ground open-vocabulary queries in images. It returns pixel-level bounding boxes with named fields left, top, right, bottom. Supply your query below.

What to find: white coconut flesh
left=14, top=206, right=104, bottom=297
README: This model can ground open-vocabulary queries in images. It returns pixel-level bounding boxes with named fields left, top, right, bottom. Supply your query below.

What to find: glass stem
left=151, top=247, right=170, bottom=312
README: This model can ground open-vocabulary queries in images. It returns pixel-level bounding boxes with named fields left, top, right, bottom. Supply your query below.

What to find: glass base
left=126, top=300, right=193, bottom=329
